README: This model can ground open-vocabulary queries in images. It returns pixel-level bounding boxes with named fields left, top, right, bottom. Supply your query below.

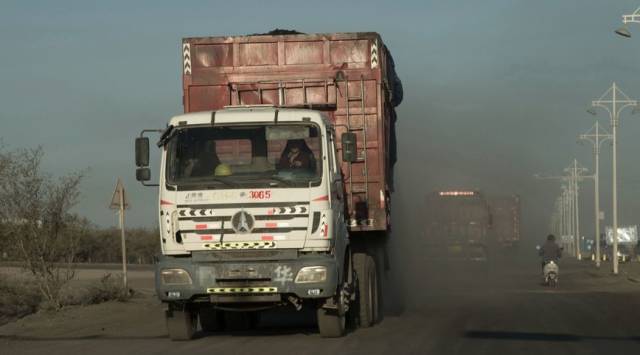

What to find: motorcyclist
left=539, top=234, right=562, bottom=271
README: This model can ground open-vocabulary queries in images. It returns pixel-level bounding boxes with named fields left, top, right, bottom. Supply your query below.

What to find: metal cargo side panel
left=332, top=78, right=386, bottom=231
left=181, top=32, right=393, bottom=232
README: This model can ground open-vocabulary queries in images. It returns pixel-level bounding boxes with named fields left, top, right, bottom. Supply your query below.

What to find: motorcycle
left=542, top=260, right=559, bottom=287
left=536, top=244, right=560, bottom=287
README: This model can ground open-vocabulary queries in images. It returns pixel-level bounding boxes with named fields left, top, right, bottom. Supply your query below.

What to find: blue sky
left=2, top=0, right=640, bottom=241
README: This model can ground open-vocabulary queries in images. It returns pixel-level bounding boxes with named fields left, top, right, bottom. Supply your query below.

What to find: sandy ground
left=1, top=258, right=639, bottom=354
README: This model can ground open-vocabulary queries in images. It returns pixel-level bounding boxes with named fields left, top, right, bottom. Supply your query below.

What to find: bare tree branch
left=0, top=146, right=86, bottom=309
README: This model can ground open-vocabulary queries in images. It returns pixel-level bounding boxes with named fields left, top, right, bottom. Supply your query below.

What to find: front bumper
left=155, top=252, right=339, bottom=303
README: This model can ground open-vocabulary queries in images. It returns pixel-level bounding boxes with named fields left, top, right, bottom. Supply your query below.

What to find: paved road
left=2, top=257, right=640, bottom=355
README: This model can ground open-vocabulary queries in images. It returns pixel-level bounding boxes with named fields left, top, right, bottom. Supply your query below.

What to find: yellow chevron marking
left=202, top=241, right=276, bottom=250
left=207, top=287, right=278, bottom=294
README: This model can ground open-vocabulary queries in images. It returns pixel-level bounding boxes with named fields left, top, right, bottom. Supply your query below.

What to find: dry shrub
left=0, top=147, right=86, bottom=309
left=0, top=275, right=42, bottom=323
left=83, top=273, right=132, bottom=304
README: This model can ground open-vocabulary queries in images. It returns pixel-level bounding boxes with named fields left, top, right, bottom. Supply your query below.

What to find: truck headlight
left=161, top=268, right=193, bottom=285
left=295, top=266, right=327, bottom=284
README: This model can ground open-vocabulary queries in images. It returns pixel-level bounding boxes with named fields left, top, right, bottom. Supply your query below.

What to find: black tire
left=317, top=306, right=346, bottom=337
left=199, top=308, right=224, bottom=332
left=354, top=253, right=378, bottom=327
left=166, top=306, right=197, bottom=341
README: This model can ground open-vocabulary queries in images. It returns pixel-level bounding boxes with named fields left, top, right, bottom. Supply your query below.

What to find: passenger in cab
left=278, top=139, right=316, bottom=171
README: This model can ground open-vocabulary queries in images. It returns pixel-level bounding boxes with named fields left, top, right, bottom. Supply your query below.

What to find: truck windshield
left=166, top=124, right=323, bottom=189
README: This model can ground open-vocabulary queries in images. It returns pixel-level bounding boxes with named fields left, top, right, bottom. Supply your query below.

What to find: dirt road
left=2, top=259, right=640, bottom=355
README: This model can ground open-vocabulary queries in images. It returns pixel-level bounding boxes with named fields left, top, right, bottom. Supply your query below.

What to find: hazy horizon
left=3, top=1, right=640, bottom=247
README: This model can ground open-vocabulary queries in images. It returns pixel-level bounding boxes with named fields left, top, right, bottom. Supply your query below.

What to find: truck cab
left=136, top=106, right=362, bottom=338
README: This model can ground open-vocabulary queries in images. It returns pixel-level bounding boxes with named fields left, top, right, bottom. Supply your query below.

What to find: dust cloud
left=383, top=103, right=544, bottom=315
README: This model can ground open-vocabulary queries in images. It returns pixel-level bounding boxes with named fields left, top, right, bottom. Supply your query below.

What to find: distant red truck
left=422, top=191, right=522, bottom=262
left=423, top=190, right=492, bottom=262
left=489, top=195, right=521, bottom=249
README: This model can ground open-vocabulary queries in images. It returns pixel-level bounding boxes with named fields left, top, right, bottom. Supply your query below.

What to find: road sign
left=108, top=177, right=128, bottom=290
left=109, top=178, right=130, bottom=210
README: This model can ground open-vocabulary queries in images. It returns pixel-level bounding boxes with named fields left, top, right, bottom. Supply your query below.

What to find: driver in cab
left=278, top=139, right=316, bottom=171
left=183, top=140, right=231, bottom=177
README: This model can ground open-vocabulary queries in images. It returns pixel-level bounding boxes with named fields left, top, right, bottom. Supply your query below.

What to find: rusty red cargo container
left=181, top=31, right=402, bottom=233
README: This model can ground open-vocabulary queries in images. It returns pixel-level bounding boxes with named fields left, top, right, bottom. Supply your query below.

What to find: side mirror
left=136, top=167, right=151, bottom=182
left=341, top=132, right=357, bottom=163
left=135, top=137, right=150, bottom=167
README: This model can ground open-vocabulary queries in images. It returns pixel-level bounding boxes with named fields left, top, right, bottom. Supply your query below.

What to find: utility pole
left=563, top=184, right=574, bottom=256
left=579, top=122, right=612, bottom=267
left=564, top=185, right=578, bottom=258
left=562, top=187, right=570, bottom=247
left=554, top=197, right=563, bottom=236
left=559, top=197, right=565, bottom=237
left=564, top=185, right=576, bottom=255
left=564, top=159, right=589, bottom=260
left=564, top=159, right=587, bottom=260
left=615, top=6, right=640, bottom=38
left=536, top=160, right=591, bottom=259
left=563, top=186, right=571, bottom=247
left=589, top=82, right=638, bottom=275
left=550, top=197, right=562, bottom=237
left=535, top=173, right=571, bottom=253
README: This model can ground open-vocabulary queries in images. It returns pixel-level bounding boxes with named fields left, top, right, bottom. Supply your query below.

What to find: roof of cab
left=168, top=106, right=329, bottom=126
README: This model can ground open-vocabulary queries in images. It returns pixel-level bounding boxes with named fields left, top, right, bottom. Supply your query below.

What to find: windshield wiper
left=211, top=178, right=239, bottom=188
left=179, top=177, right=238, bottom=189
left=156, top=125, right=175, bottom=147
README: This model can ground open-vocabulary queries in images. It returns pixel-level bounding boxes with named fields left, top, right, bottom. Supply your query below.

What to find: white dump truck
left=134, top=31, right=402, bottom=339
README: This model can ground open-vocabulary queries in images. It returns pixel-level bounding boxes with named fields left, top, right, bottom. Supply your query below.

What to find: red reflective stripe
left=313, top=195, right=329, bottom=201
left=195, top=224, right=207, bottom=230
left=160, top=200, right=174, bottom=206
left=200, top=235, right=213, bottom=241
left=261, top=235, right=274, bottom=241
left=323, top=224, right=328, bottom=238
left=265, top=222, right=278, bottom=228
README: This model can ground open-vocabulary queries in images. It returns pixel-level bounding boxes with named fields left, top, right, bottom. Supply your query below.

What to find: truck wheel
left=317, top=306, right=346, bottom=337
left=199, top=308, right=224, bottom=332
left=166, top=305, right=197, bottom=341
left=354, top=253, right=378, bottom=327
